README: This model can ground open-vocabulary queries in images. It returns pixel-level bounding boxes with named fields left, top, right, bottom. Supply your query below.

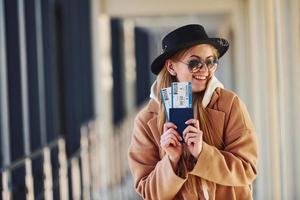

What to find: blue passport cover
left=169, top=108, right=194, bottom=141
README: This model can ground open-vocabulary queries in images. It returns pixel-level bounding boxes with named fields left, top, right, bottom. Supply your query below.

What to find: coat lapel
left=146, top=99, right=167, bottom=158
left=147, top=117, right=160, bottom=144
left=205, top=90, right=226, bottom=149
left=147, top=116, right=167, bottom=159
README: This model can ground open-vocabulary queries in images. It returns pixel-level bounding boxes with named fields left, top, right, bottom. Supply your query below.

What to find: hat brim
left=151, top=38, right=229, bottom=75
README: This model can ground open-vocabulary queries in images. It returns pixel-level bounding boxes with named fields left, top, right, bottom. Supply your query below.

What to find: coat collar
left=147, top=98, right=159, bottom=114
left=202, top=76, right=224, bottom=107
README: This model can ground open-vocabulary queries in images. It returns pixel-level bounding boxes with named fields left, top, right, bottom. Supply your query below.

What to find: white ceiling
left=106, top=0, right=238, bottom=17
left=132, top=14, right=230, bottom=36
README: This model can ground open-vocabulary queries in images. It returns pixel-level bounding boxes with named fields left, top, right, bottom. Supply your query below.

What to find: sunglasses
left=179, top=57, right=219, bottom=73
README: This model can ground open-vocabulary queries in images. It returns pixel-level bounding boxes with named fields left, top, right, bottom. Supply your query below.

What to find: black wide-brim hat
left=151, top=24, right=229, bottom=75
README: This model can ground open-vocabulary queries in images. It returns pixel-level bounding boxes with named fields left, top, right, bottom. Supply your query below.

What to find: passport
left=169, top=107, right=194, bottom=142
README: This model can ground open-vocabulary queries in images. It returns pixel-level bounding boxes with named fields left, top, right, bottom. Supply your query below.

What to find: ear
left=165, top=59, right=177, bottom=76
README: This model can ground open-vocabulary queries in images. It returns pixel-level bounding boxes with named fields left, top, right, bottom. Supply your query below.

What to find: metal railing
left=1, top=134, right=70, bottom=200
left=1, top=112, right=140, bottom=200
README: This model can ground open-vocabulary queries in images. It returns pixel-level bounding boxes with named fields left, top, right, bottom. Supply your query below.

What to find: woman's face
left=167, top=44, right=217, bottom=93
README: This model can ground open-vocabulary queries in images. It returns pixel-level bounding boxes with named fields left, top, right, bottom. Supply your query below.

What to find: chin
left=192, top=86, right=206, bottom=93
left=192, top=80, right=207, bottom=93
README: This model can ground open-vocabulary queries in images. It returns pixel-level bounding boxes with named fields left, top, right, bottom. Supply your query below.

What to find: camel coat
left=128, top=87, right=258, bottom=200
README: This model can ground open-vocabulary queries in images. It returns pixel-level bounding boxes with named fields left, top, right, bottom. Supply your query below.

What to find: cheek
left=176, top=73, right=193, bottom=82
left=174, top=68, right=192, bottom=82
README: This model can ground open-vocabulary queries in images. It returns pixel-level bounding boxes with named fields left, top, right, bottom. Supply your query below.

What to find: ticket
left=160, top=87, right=172, bottom=121
left=171, top=82, right=192, bottom=108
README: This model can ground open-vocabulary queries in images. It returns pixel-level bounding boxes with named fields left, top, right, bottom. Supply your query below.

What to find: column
left=90, top=0, right=113, bottom=198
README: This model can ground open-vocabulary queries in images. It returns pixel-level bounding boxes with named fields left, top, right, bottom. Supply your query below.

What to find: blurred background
left=0, top=0, right=299, bottom=199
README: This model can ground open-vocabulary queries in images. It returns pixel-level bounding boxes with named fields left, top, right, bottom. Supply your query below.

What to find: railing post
left=81, top=125, right=91, bottom=200
left=58, top=138, right=69, bottom=200
left=2, top=170, right=11, bottom=200
left=71, top=157, right=81, bottom=200
left=89, top=121, right=103, bottom=199
left=43, top=147, right=53, bottom=200
left=25, top=159, right=34, bottom=200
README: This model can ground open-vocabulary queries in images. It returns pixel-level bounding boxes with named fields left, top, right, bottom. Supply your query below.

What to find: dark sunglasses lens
left=207, top=59, right=214, bottom=66
left=188, top=59, right=202, bottom=71
left=207, top=59, right=218, bottom=68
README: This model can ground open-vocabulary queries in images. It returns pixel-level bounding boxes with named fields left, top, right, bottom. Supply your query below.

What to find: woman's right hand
left=160, top=122, right=183, bottom=170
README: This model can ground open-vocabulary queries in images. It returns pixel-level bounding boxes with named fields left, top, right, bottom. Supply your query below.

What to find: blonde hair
left=156, top=44, right=223, bottom=198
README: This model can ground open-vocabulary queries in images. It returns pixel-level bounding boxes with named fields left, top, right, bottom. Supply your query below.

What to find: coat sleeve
left=128, top=115, right=187, bottom=200
left=189, top=96, right=258, bottom=186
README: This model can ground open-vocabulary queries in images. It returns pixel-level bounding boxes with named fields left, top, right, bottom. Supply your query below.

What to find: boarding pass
left=160, top=87, right=172, bottom=120
left=172, top=82, right=192, bottom=108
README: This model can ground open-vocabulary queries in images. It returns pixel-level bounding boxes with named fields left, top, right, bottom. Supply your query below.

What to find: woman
left=128, top=24, right=258, bottom=200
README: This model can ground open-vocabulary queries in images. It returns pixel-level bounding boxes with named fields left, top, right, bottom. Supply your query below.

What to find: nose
left=198, top=64, right=209, bottom=72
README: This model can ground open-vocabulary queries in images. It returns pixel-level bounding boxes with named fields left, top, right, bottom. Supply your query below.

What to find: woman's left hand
left=183, top=119, right=203, bottom=159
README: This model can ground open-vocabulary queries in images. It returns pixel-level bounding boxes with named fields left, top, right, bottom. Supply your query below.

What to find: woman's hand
left=160, top=122, right=183, bottom=170
left=183, top=119, right=203, bottom=159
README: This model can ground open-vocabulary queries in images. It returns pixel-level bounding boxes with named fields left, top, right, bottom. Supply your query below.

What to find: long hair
left=156, top=44, right=222, bottom=198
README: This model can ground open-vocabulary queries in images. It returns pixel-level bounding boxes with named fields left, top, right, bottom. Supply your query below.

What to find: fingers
left=163, top=123, right=182, bottom=142
left=161, top=128, right=182, bottom=148
left=184, top=131, right=203, bottom=145
left=162, top=120, right=201, bottom=146
left=161, top=132, right=179, bottom=144
left=183, top=125, right=199, bottom=136
left=187, top=137, right=198, bottom=146
left=161, top=136, right=178, bottom=147
left=163, top=122, right=177, bottom=132
left=183, top=132, right=198, bottom=143
left=185, top=119, right=200, bottom=129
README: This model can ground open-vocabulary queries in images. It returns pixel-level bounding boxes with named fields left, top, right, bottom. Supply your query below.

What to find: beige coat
left=128, top=87, right=258, bottom=200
